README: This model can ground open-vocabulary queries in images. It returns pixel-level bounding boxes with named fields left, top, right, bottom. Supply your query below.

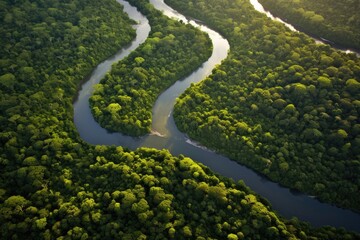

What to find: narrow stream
left=74, top=0, right=360, bottom=232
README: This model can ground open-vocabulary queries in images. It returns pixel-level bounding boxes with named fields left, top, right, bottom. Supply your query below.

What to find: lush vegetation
left=89, top=0, right=212, bottom=136
left=3, top=144, right=359, bottom=239
left=169, top=0, right=360, bottom=211
left=258, top=0, right=360, bottom=50
left=1, top=0, right=360, bottom=238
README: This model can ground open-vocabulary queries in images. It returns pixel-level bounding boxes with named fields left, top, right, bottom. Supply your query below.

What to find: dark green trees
left=258, top=0, right=360, bottom=50
left=168, top=0, right=360, bottom=211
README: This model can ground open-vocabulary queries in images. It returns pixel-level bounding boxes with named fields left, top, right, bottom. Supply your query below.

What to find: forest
left=1, top=0, right=360, bottom=239
left=89, top=0, right=212, bottom=136
left=168, top=0, right=360, bottom=211
left=258, top=0, right=360, bottom=50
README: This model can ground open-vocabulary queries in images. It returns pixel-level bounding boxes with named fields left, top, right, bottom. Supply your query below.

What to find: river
left=73, top=0, right=360, bottom=232
left=250, top=0, right=360, bottom=56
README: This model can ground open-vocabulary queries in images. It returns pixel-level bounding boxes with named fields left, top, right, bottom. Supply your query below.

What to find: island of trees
left=89, top=0, right=212, bottom=136
left=1, top=0, right=360, bottom=239
left=258, top=0, right=360, bottom=50
left=167, top=0, right=360, bottom=211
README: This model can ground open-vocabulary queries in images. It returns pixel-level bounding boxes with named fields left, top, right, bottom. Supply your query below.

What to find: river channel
left=74, top=0, right=360, bottom=232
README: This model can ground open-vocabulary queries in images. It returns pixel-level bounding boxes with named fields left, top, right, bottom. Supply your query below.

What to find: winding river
left=74, top=0, right=360, bottom=232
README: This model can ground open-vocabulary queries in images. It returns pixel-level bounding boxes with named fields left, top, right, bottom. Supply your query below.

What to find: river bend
left=74, top=0, right=360, bottom=232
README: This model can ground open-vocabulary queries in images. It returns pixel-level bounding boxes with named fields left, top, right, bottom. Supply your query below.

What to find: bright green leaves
left=4, top=195, right=30, bottom=210
left=346, top=78, right=360, bottom=93
left=81, top=198, right=96, bottom=213
left=235, top=121, right=250, bottom=135
left=106, top=103, right=122, bottom=115
left=135, top=57, right=145, bottom=65
left=336, top=129, right=348, bottom=139
left=35, top=217, right=47, bottom=230
left=121, top=190, right=137, bottom=208
left=93, top=84, right=104, bottom=95
left=132, top=199, right=150, bottom=213
left=317, top=76, right=332, bottom=88
left=292, top=83, right=307, bottom=96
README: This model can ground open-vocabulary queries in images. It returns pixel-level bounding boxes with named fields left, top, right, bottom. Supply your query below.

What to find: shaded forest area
left=0, top=0, right=360, bottom=239
left=168, top=0, right=360, bottom=211
left=258, top=0, right=360, bottom=50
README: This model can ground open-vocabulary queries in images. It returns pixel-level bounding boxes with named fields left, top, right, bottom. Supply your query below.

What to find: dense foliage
left=89, top=0, right=212, bottom=136
left=3, top=144, right=359, bottom=239
left=169, top=0, right=360, bottom=211
left=1, top=0, right=360, bottom=238
left=258, top=0, right=360, bottom=50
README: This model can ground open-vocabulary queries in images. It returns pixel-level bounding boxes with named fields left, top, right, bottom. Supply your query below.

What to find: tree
left=317, top=76, right=332, bottom=88
left=228, top=233, right=238, bottom=240
left=182, top=226, right=192, bottom=237
left=121, top=191, right=137, bottom=208
left=4, top=195, right=30, bottom=214
left=345, top=78, right=360, bottom=93
left=0, top=73, right=16, bottom=90
left=81, top=198, right=96, bottom=213
left=35, top=217, right=47, bottom=230
left=131, top=199, right=150, bottom=214
left=106, top=103, right=122, bottom=114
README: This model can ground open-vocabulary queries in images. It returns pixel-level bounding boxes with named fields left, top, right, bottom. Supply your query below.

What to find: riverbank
left=258, top=0, right=360, bottom=51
